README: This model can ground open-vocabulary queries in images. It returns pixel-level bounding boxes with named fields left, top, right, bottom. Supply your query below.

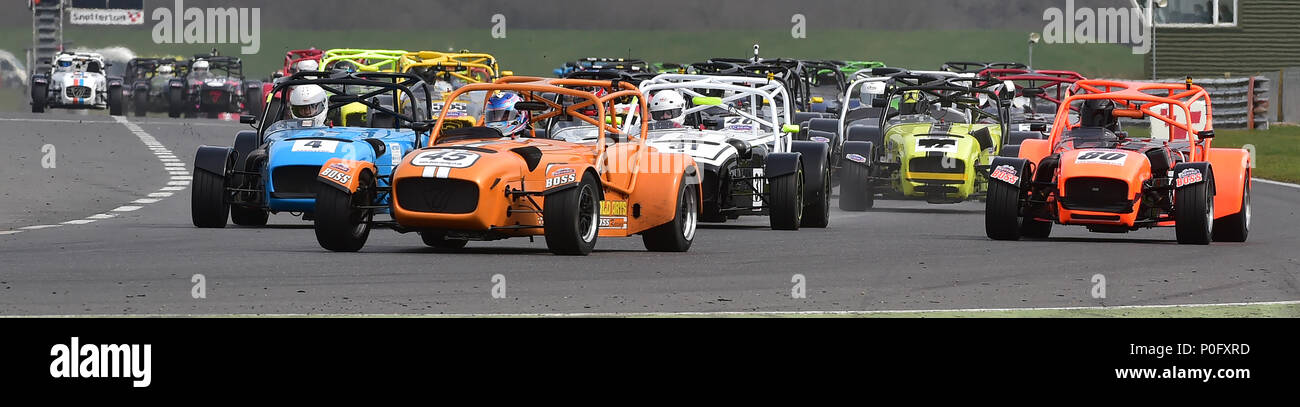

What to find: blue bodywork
left=259, top=120, right=423, bottom=213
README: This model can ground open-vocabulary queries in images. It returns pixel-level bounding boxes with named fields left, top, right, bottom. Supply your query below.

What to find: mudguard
left=846, top=125, right=882, bottom=144
left=987, top=157, right=1030, bottom=187
left=317, top=158, right=376, bottom=194
left=842, top=140, right=874, bottom=168
left=133, top=81, right=150, bottom=93
left=232, top=131, right=260, bottom=170
left=763, top=152, right=803, bottom=179
left=1207, top=147, right=1250, bottom=219
left=791, top=140, right=830, bottom=202
left=1018, top=138, right=1051, bottom=164
left=167, top=77, right=185, bottom=89
left=541, top=163, right=589, bottom=195
left=1172, top=162, right=1214, bottom=194
left=194, top=145, right=235, bottom=176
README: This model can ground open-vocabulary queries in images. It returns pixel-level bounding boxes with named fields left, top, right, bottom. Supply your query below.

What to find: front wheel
left=167, top=87, right=184, bottom=118
left=314, top=172, right=376, bottom=252
left=1175, top=179, right=1214, bottom=245
left=191, top=169, right=230, bottom=228
left=31, top=83, right=47, bottom=113
left=133, top=90, right=148, bottom=117
left=544, top=174, right=601, bottom=255
left=838, top=162, right=874, bottom=211
left=642, top=173, right=699, bottom=252
left=108, top=88, right=123, bottom=116
left=800, top=159, right=831, bottom=228
left=768, top=163, right=804, bottom=230
left=985, top=179, right=1023, bottom=240
left=230, top=205, right=269, bottom=226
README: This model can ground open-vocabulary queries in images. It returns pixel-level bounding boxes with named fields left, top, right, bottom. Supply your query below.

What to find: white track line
left=1, top=117, right=188, bottom=236
left=3, top=300, right=1296, bottom=318
left=1251, top=177, right=1300, bottom=190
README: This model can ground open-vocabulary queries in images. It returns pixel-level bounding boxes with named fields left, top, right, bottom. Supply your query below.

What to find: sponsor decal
left=599, top=216, right=628, bottom=230
left=319, top=167, right=352, bottom=185
left=291, top=139, right=339, bottom=153
left=916, top=138, right=958, bottom=153
left=600, top=200, right=628, bottom=216
left=810, top=136, right=830, bottom=143
left=69, top=8, right=145, bottom=26
left=1074, top=150, right=1128, bottom=166
left=328, top=162, right=351, bottom=172
left=551, top=168, right=575, bottom=177
left=846, top=153, right=867, bottom=163
left=990, top=164, right=1020, bottom=185
left=1176, top=168, right=1203, bottom=188
left=411, top=149, right=481, bottom=168
left=546, top=173, right=577, bottom=188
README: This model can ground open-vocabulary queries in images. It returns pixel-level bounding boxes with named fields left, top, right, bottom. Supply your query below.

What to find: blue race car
left=190, top=71, right=434, bottom=227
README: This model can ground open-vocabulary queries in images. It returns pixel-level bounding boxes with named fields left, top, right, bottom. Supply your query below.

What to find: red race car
left=985, top=79, right=1251, bottom=244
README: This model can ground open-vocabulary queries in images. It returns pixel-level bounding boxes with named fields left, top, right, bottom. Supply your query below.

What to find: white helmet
left=433, top=80, right=455, bottom=95
left=650, top=90, right=686, bottom=126
left=289, top=85, right=328, bottom=125
left=192, top=60, right=210, bottom=75
left=293, top=59, right=319, bottom=73
left=158, top=65, right=174, bottom=75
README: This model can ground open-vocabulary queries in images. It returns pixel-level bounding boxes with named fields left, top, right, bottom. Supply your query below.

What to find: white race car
left=31, top=52, right=123, bottom=114
left=637, top=74, right=833, bottom=230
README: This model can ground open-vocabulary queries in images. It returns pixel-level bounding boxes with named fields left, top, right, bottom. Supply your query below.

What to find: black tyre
left=314, top=172, right=376, bottom=252
left=108, top=87, right=123, bottom=116
left=801, top=157, right=832, bottom=228
left=191, top=168, right=230, bottom=228
left=31, top=83, right=47, bottom=113
left=1212, top=176, right=1250, bottom=242
left=642, top=174, right=699, bottom=252
left=167, top=87, right=184, bottom=118
left=421, top=232, right=469, bottom=250
left=133, top=90, right=148, bottom=117
left=768, top=161, right=804, bottom=230
left=839, top=162, right=874, bottom=211
left=230, top=205, right=269, bottom=226
left=245, top=86, right=264, bottom=115
left=1174, top=178, right=1213, bottom=245
left=701, top=160, right=734, bottom=223
left=543, top=173, right=601, bottom=255
left=985, top=179, right=1023, bottom=240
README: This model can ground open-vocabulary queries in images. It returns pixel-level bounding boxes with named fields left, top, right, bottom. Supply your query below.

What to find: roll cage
left=638, top=74, right=795, bottom=153
left=257, top=71, right=434, bottom=145
left=877, top=76, right=1011, bottom=130
left=320, top=49, right=407, bottom=73
left=1051, top=80, right=1215, bottom=161
left=189, top=56, right=243, bottom=79
left=398, top=51, right=502, bottom=84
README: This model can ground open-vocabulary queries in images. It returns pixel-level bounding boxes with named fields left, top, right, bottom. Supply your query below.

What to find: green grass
left=1, top=27, right=1144, bottom=80
left=1213, top=126, right=1300, bottom=183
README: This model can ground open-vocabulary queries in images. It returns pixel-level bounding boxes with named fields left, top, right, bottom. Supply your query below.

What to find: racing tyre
left=1020, top=217, right=1052, bottom=239
left=230, top=205, right=269, bottom=226
left=191, top=169, right=229, bottom=228
left=768, top=161, right=804, bottom=230
left=108, top=88, right=123, bottom=116
left=801, top=158, right=832, bottom=228
left=31, top=83, right=47, bottom=113
left=421, top=232, right=469, bottom=250
left=1174, top=178, right=1213, bottom=245
left=133, top=90, right=148, bottom=117
left=314, top=172, right=376, bottom=252
left=245, top=87, right=264, bottom=115
left=839, top=162, right=873, bottom=211
left=544, top=173, right=600, bottom=255
left=167, top=88, right=184, bottom=118
left=643, top=173, right=699, bottom=252
left=1212, top=176, right=1249, bottom=242
left=985, top=178, right=1023, bottom=240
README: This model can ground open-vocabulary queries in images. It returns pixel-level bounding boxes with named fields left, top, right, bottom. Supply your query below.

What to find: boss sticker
left=546, top=169, right=578, bottom=188
left=319, top=167, right=352, bottom=185
left=411, top=149, right=481, bottom=168
left=916, top=138, right=958, bottom=153
left=846, top=153, right=867, bottom=163
left=599, top=216, right=628, bottom=230
left=990, top=164, right=1020, bottom=185
left=292, top=139, right=340, bottom=153
left=1074, top=150, right=1128, bottom=166
left=1176, top=168, right=1203, bottom=187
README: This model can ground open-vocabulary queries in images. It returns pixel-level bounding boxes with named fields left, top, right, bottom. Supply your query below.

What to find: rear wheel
left=191, top=168, right=230, bottom=228
left=133, top=90, right=148, bottom=117
left=1175, top=179, right=1213, bottom=245
left=839, top=162, right=874, bottom=211
left=801, top=158, right=831, bottom=228
left=245, top=86, right=264, bottom=115
left=167, top=88, right=184, bottom=118
left=314, top=172, right=375, bottom=252
left=108, top=87, right=123, bottom=116
left=544, top=174, right=600, bottom=255
left=642, top=174, right=699, bottom=252
left=985, top=179, right=1023, bottom=240
left=768, top=162, right=804, bottom=230
left=421, top=232, right=469, bottom=250
left=1212, top=176, right=1250, bottom=242
left=230, top=205, right=269, bottom=226
left=31, top=83, right=47, bottom=113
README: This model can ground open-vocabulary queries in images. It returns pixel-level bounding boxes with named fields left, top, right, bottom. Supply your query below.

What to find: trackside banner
left=69, top=8, right=146, bottom=25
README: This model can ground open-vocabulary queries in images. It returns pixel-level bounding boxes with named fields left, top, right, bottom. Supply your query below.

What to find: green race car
left=837, top=72, right=1011, bottom=209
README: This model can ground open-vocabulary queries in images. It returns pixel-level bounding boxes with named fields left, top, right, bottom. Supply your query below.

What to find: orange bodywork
left=318, top=158, right=376, bottom=193
left=1021, top=80, right=1251, bottom=227
left=389, top=77, right=698, bottom=238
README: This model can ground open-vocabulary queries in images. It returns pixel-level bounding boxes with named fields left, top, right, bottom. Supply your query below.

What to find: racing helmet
left=434, top=80, right=456, bottom=95
left=192, top=60, right=210, bottom=75
left=330, top=60, right=360, bottom=74
left=1079, top=99, right=1119, bottom=131
left=56, top=55, right=74, bottom=69
left=649, top=90, right=686, bottom=126
left=158, top=65, right=174, bottom=75
left=485, top=91, right=529, bottom=136
left=289, top=85, right=328, bottom=125
left=292, top=59, right=319, bottom=74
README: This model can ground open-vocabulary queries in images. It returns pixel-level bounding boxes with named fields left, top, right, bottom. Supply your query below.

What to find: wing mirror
left=408, top=121, right=436, bottom=133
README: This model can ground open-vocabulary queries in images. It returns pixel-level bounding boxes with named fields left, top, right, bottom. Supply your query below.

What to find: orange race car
left=985, top=79, right=1251, bottom=244
left=311, top=76, right=701, bottom=255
